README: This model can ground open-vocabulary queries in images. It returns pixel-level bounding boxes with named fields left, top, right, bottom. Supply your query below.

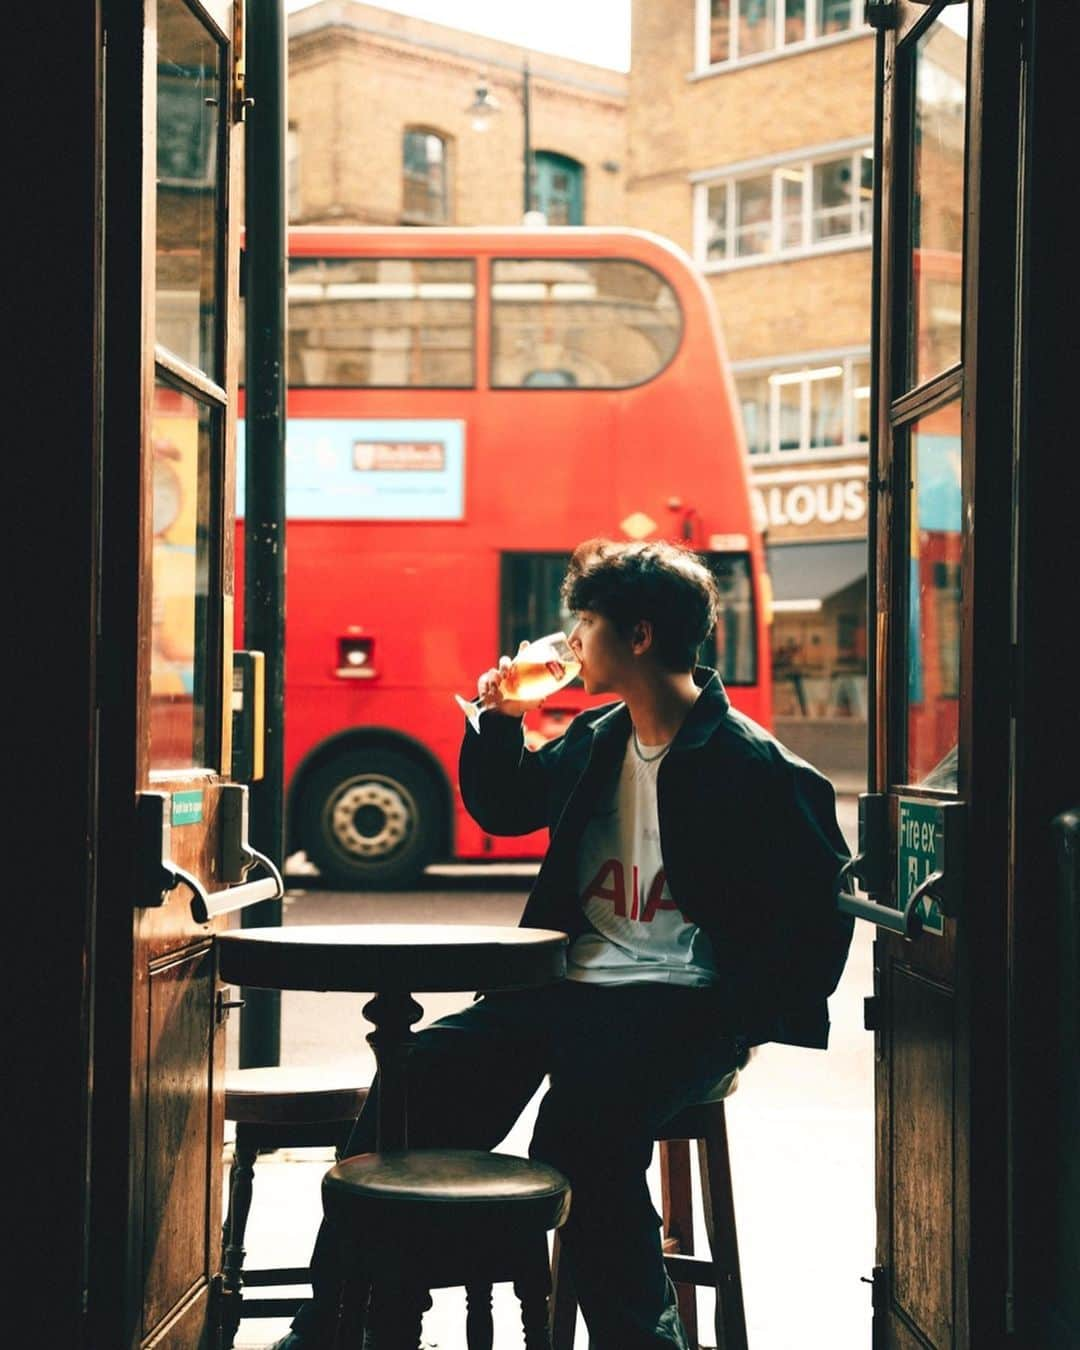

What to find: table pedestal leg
left=363, top=990, right=424, bottom=1150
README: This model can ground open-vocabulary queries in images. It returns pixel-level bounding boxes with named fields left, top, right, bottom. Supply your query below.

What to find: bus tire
left=300, top=749, right=440, bottom=890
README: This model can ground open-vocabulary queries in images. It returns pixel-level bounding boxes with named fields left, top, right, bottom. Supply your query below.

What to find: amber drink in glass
left=455, top=632, right=580, bottom=732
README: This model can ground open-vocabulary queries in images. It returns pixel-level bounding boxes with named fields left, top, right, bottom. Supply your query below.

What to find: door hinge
left=860, top=1264, right=888, bottom=1311
left=209, top=1272, right=226, bottom=1340
left=863, top=995, right=882, bottom=1031
left=864, top=1, right=896, bottom=31
left=216, top=986, right=245, bottom=1026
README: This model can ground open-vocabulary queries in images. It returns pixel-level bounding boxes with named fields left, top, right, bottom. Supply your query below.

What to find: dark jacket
left=459, top=668, right=854, bottom=1049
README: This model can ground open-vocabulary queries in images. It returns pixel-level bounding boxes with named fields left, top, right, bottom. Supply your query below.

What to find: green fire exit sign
left=897, top=797, right=945, bottom=936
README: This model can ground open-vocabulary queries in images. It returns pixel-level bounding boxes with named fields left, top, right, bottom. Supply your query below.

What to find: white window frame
left=733, top=347, right=871, bottom=461
left=692, top=0, right=870, bottom=76
left=692, top=137, right=873, bottom=271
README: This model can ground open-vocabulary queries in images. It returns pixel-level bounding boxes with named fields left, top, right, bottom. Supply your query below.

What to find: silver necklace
left=632, top=728, right=670, bottom=763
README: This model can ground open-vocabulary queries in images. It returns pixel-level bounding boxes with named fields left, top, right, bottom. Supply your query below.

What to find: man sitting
left=272, top=537, right=852, bottom=1349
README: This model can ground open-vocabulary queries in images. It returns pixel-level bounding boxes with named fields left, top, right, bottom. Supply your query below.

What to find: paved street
left=227, top=796, right=874, bottom=1348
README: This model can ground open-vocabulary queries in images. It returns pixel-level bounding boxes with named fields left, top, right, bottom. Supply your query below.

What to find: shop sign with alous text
left=750, top=463, right=868, bottom=542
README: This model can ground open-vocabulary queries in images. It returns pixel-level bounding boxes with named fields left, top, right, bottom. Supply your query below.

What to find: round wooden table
left=217, top=923, right=568, bottom=1150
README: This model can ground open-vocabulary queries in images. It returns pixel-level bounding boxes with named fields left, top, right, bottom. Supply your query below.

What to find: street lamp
left=466, top=58, right=544, bottom=224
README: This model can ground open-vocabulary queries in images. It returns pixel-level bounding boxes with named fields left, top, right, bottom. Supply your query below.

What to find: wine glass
left=454, top=632, right=580, bottom=733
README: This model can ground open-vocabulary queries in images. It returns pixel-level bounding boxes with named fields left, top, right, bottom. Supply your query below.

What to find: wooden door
left=844, top=4, right=991, bottom=1346
left=842, top=1, right=1080, bottom=1343
left=135, top=2, right=244, bottom=1343
left=90, top=1, right=252, bottom=1345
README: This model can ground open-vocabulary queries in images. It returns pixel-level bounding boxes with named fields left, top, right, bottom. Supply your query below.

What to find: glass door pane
left=149, top=381, right=220, bottom=772
left=150, top=0, right=230, bottom=777
left=907, top=7, right=968, bottom=388
left=156, top=0, right=224, bottom=377
left=904, top=400, right=962, bottom=788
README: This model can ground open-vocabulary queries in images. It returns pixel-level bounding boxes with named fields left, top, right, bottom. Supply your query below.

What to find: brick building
left=626, top=0, right=877, bottom=778
left=286, top=1, right=628, bottom=228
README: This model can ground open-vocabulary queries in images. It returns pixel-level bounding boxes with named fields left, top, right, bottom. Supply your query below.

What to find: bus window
left=704, top=553, right=757, bottom=686
left=490, top=258, right=683, bottom=389
left=502, top=550, right=755, bottom=688
left=286, top=256, right=475, bottom=387
left=501, top=552, right=576, bottom=657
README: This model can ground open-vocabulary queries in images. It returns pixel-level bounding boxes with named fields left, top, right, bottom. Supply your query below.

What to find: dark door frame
left=868, top=1, right=1078, bottom=1345
left=9, top=4, right=105, bottom=1346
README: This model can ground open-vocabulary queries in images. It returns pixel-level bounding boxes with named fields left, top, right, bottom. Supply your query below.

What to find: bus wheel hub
left=331, top=778, right=414, bottom=858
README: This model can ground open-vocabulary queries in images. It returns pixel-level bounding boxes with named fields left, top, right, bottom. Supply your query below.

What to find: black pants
left=294, top=980, right=744, bottom=1349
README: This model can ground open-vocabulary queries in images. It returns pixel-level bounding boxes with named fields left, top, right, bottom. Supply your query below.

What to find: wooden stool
left=220, top=1066, right=369, bottom=1349
left=322, top=1149, right=572, bottom=1348
left=549, top=1068, right=748, bottom=1350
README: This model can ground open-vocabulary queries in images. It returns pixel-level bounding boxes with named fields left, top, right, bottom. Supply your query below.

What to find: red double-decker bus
left=238, top=226, right=770, bottom=888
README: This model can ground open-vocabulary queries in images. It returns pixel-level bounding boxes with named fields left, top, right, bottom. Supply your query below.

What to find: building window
left=696, top=0, right=865, bottom=71
left=734, top=351, right=870, bottom=457
left=697, top=142, right=872, bottom=268
left=533, top=151, right=584, bottom=226
left=402, top=129, right=450, bottom=224
left=286, top=124, right=301, bottom=221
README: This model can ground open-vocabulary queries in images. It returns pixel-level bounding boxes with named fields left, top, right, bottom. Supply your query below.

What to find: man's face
left=567, top=610, right=635, bottom=695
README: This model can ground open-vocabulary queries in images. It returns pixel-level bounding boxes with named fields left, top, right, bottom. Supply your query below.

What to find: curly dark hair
left=560, top=538, right=720, bottom=672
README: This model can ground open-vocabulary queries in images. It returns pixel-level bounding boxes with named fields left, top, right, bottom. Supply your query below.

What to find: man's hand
left=476, top=641, right=546, bottom=719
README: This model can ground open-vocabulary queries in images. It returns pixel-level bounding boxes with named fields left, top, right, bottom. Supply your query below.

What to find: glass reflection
left=809, top=367, right=844, bottom=448
left=783, top=0, right=806, bottom=46
left=735, top=175, right=772, bottom=257
left=780, top=166, right=804, bottom=248
left=768, top=541, right=867, bottom=721
left=812, top=158, right=856, bottom=242
left=492, top=258, right=682, bottom=389
left=150, top=383, right=214, bottom=771
left=738, top=371, right=771, bottom=455
left=156, top=0, right=222, bottom=376
left=706, top=554, right=757, bottom=686
left=909, top=9, right=967, bottom=387
left=739, top=0, right=776, bottom=57
left=852, top=359, right=871, bottom=444
left=709, top=1, right=732, bottom=66
left=285, top=257, right=475, bottom=387
left=906, top=403, right=962, bottom=788
left=778, top=377, right=801, bottom=451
